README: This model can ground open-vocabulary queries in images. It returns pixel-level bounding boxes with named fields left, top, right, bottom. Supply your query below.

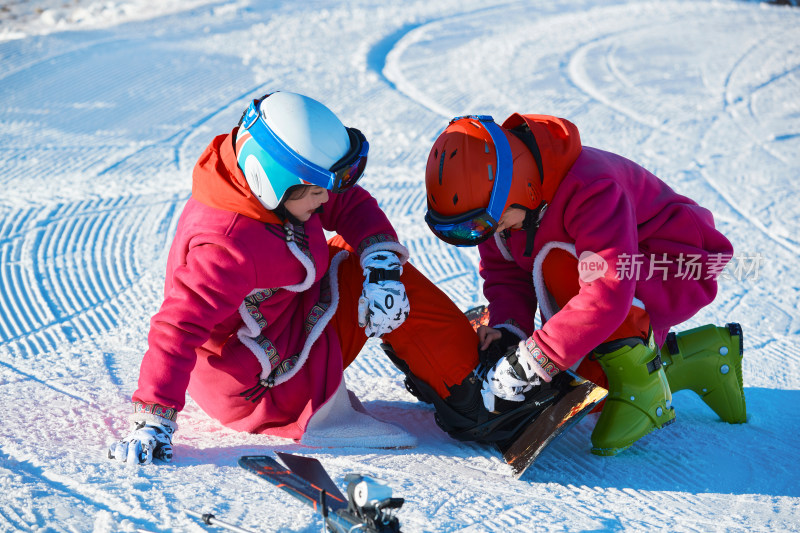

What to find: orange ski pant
left=330, top=240, right=650, bottom=400
left=328, top=236, right=479, bottom=399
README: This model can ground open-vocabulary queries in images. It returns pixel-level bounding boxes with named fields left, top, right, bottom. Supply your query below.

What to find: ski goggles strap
left=425, top=115, right=514, bottom=246
left=241, top=98, right=369, bottom=193
left=330, top=127, right=369, bottom=192
left=425, top=207, right=499, bottom=247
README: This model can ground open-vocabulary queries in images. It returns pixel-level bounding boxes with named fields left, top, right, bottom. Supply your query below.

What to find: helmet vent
left=487, top=164, right=494, bottom=181
left=452, top=193, right=458, bottom=206
left=449, top=149, right=458, bottom=159
left=484, top=142, right=489, bottom=153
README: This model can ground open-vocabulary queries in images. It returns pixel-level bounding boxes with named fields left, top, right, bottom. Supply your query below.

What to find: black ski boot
left=435, top=366, right=568, bottom=443
left=380, top=342, right=433, bottom=404
left=381, top=341, right=564, bottom=443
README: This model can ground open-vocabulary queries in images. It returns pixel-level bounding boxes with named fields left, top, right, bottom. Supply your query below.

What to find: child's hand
left=108, top=416, right=175, bottom=465
left=358, top=251, right=409, bottom=337
left=477, top=326, right=502, bottom=350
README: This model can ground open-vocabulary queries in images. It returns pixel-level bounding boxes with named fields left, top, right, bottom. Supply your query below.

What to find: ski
left=238, top=454, right=404, bottom=533
left=466, top=305, right=608, bottom=478
left=274, top=451, right=347, bottom=501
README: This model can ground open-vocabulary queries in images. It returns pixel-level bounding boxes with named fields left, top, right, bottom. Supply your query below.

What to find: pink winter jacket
left=132, top=130, right=401, bottom=438
left=479, top=114, right=733, bottom=370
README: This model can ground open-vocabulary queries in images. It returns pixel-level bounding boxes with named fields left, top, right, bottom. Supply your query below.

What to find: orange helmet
left=424, top=115, right=542, bottom=246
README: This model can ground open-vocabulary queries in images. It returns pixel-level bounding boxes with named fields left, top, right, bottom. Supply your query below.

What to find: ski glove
left=481, top=338, right=560, bottom=411
left=108, top=416, right=176, bottom=465
left=358, top=250, right=410, bottom=338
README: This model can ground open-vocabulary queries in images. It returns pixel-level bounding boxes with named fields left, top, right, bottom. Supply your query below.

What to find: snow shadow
left=364, top=388, right=800, bottom=498
left=167, top=387, right=799, bottom=498
left=523, top=387, right=800, bottom=498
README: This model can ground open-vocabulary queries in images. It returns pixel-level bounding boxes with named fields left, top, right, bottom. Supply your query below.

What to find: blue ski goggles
left=424, top=115, right=514, bottom=246
left=240, top=97, right=369, bottom=193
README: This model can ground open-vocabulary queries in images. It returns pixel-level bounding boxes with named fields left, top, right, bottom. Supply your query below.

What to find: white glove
left=108, top=416, right=176, bottom=465
left=358, top=250, right=410, bottom=338
left=481, top=339, right=557, bottom=411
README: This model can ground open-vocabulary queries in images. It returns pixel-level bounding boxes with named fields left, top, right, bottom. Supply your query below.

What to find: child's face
left=283, top=186, right=329, bottom=222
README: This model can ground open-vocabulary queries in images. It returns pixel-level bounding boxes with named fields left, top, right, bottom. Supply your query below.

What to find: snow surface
left=1, top=0, right=799, bottom=531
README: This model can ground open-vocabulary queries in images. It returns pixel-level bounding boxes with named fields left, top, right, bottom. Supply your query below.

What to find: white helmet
left=235, top=92, right=369, bottom=210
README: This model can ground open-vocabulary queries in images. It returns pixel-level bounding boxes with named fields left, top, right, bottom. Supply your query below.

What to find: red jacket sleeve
left=319, top=185, right=399, bottom=255
left=479, top=235, right=538, bottom=336
left=133, top=236, right=256, bottom=411
left=532, top=178, right=639, bottom=369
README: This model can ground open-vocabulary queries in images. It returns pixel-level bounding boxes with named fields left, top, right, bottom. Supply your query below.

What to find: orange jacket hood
left=191, top=128, right=282, bottom=224
left=502, top=113, right=582, bottom=204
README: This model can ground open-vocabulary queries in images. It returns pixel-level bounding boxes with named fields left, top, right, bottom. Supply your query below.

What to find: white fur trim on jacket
left=493, top=232, right=515, bottom=262
left=493, top=322, right=527, bottom=342
left=301, top=378, right=418, bottom=449
left=360, top=241, right=410, bottom=265
left=532, top=242, right=578, bottom=322
left=532, top=242, right=646, bottom=322
left=237, top=250, right=348, bottom=385
left=282, top=238, right=318, bottom=293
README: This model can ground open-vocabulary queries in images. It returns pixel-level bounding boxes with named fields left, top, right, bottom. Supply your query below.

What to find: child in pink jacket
left=107, top=93, right=484, bottom=464
left=423, top=114, right=747, bottom=455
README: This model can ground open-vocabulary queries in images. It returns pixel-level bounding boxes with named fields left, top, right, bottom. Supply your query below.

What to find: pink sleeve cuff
left=132, top=401, right=178, bottom=421
left=519, top=338, right=561, bottom=382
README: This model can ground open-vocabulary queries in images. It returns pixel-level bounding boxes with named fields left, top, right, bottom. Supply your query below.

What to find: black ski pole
left=184, top=508, right=256, bottom=533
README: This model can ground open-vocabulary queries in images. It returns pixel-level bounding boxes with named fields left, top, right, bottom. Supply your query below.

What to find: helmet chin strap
left=522, top=202, right=547, bottom=257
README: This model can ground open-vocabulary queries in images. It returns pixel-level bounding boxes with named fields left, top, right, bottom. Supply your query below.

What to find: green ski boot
left=591, top=333, right=675, bottom=456
left=661, top=323, right=746, bottom=424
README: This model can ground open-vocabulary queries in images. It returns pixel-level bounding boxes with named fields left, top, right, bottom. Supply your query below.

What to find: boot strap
left=594, top=336, right=645, bottom=355
left=646, top=353, right=664, bottom=375
left=665, top=331, right=679, bottom=356
left=503, top=346, right=530, bottom=382
left=593, top=333, right=662, bottom=375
